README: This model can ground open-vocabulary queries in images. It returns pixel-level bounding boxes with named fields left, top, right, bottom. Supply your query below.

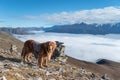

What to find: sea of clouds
left=14, top=32, right=120, bottom=63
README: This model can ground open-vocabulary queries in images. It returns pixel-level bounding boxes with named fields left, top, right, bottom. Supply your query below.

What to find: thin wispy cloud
left=42, top=6, right=120, bottom=25
left=24, top=15, right=38, bottom=20
left=0, top=20, right=6, bottom=23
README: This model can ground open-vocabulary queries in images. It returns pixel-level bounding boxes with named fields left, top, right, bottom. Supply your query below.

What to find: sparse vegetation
left=1, top=31, right=120, bottom=80
left=0, top=51, right=105, bottom=80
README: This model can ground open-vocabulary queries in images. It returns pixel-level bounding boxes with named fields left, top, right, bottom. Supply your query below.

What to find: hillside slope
left=0, top=31, right=23, bottom=52
left=0, top=32, right=120, bottom=80
left=67, top=56, right=120, bottom=80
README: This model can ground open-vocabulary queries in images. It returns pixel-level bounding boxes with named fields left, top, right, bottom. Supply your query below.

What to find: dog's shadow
left=0, top=55, right=21, bottom=63
left=0, top=55, right=35, bottom=66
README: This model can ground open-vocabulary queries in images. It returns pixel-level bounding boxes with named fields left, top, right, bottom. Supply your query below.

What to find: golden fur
left=38, top=41, right=56, bottom=68
left=21, top=40, right=56, bottom=68
left=21, top=40, right=35, bottom=62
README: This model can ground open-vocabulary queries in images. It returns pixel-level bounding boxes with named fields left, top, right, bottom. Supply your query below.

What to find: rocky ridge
left=0, top=47, right=109, bottom=80
left=0, top=32, right=114, bottom=80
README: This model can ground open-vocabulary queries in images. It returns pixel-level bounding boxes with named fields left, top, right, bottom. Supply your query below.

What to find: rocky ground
left=0, top=31, right=119, bottom=80
left=0, top=31, right=23, bottom=52
left=0, top=48, right=109, bottom=80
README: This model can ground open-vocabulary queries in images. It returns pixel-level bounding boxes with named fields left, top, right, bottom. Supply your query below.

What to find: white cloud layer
left=42, top=6, right=120, bottom=24
left=14, top=32, right=120, bottom=63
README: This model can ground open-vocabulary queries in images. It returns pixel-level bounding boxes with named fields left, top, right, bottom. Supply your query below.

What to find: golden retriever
left=21, top=40, right=56, bottom=68
left=38, top=41, right=56, bottom=68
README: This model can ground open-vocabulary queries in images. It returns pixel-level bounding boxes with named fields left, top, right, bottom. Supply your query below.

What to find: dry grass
left=0, top=32, right=23, bottom=52
left=0, top=31, right=118, bottom=80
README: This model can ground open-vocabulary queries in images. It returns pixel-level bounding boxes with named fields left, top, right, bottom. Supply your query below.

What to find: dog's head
left=46, top=41, right=56, bottom=52
left=40, top=41, right=56, bottom=54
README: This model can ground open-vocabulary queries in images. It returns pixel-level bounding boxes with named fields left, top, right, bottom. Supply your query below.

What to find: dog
left=21, top=40, right=36, bottom=63
left=21, top=40, right=56, bottom=68
left=38, top=41, right=56, bottom=68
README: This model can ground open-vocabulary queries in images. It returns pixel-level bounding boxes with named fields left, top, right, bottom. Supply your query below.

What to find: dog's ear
left=46, top=42, right=51, bottom=52
left=52, top=42, right=56, bottom=50
left=47, top=41, right=56, bottom=52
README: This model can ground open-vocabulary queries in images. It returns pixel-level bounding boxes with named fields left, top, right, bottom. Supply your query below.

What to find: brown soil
left=67, top=56, right=120, bottom=80
left=0, top=31, right=23, bottom=52
left=0, top=31, right=120, bottom=80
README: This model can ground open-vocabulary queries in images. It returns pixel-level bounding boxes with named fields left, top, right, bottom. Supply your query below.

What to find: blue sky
left=1, top=0, right=120, bottom=27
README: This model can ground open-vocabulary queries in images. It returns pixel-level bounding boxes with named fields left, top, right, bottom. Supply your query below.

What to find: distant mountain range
left=44, top=22, right=120, bottom=35
left=0, top=27, right=43, bottom=35
left=1, top=22, right=120, bottom=35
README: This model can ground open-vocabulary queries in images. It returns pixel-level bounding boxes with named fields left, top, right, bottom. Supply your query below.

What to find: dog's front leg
left=38, top=55, right=44, bottom=68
